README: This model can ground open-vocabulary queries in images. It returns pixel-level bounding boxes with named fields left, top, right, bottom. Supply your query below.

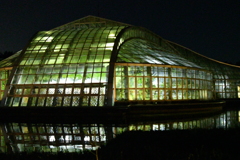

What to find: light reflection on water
left=0, top=109, right=240, bottom=153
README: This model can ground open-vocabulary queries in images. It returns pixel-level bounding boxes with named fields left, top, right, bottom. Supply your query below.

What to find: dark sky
left=1, top=0, right=240, bottom=63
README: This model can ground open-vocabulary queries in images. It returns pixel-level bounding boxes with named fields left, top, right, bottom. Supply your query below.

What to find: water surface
left=1, top=106, right=239, bottom=153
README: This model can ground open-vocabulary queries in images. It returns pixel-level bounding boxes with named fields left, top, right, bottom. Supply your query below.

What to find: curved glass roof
left=167, top=41, right=240, bottom=80
left=117, top=39, right=201, bottom=68
left=13, top=26, right=125, bottom=85
left=0, top=51, right=21, bottom=69
left=51, top=15, right=130, bottom=30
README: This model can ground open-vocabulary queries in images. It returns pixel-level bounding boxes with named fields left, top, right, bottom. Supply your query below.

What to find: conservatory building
left=0, top=16, right=240, bottom=107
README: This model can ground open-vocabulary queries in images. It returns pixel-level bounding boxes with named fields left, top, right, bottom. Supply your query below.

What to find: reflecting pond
left=1, top=107, right=240, bottom=153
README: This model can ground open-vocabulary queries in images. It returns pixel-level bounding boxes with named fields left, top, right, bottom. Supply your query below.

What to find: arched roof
left=51, top=15, right=131, bottom=30
left=167, top=41, right=240, bottom=80
left=0, top=51, right=21, bottom=69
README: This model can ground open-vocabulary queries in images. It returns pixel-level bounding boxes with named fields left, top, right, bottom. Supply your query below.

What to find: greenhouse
left=0, top=15, right=240, bottom=107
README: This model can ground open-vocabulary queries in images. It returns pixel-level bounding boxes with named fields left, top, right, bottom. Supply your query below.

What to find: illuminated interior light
left=46, top=37, right=53, bottom=42
left=84, top=136, right=90, bottom=141
left=49, top=136, right=55, bottom=142
left=59, top=79, right=66, bottom=83
left=106, top=43, right=114, bottom=47
left=103, top=58, right=110, bottom=62
left=40, top=46, right=48, bottom=50
left=108, top=33, right=116, bottom=38
left=41, top=36, right=54, bottom=42
left=84, top=79, right=91, bottom=83
left=119, top=38, right=124, bottom=44
left=49, top=80, right=57, bottom=85
left=55, top=45, right=62, bottom=49
left=65, top=78, right=74, bottom=83
left=105, top=47, right=113, bottom=51
left=45, top=31, right=53, bottom=34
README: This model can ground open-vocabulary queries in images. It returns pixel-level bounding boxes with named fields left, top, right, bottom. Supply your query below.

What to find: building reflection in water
left=0, top=110, right=240, bottom=153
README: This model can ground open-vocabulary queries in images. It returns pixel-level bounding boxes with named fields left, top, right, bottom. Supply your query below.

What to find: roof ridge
left=51, top=15, right=131, bottom=30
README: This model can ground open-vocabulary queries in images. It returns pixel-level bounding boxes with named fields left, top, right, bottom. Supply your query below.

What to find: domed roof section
left=117, top=39, right=201, bottom=68
left=0, top=51, right=21, bottom=68
left=51, top=15, right=131, bottom=30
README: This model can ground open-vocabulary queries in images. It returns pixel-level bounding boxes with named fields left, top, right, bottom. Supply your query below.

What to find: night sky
left=1, top=0, right=239, bottom=63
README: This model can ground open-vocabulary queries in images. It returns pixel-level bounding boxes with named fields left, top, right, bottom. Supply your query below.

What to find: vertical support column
left=168, top=68, right=172, bottom=100
left=124, top=66, right=128, bottom=100
left=224, top=79, right=227, bottom=98
left=145, top=66, right=152, bottom=102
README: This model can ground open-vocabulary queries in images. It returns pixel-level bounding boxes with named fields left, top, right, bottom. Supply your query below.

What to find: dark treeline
left=0, top=51, right=14, bottom=61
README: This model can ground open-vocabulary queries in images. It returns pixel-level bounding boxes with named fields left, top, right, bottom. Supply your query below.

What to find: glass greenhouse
left=1, top=16, right=240, bottom=107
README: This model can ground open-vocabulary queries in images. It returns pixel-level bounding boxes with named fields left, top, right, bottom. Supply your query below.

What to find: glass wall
left=0, top=70, right=10, bottom=100
left=0, top=51, right=21, bottom=101
left=168, top=41, right=240, bottom=99
left=114, top=63, right=212, bottom=103
left=214, top=79, right=237, bottom=98
left=2, top=26, right=125, bottom=107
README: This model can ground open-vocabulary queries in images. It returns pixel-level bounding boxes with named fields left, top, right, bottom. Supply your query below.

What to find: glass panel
left=159, top=89, right=164, bottom=100
left=152, top=77, right=158, bottom=88
left=183, top=90, right=187, bottom=99
left=152, top=89, right=158, bottom=100
left=177, top=78, right=182, bottom=88
left=137, top=77, right=143, bottom=88
left=166, top=78, right=170, bottom=88
left=172, top=90, right=177, bottom=100
left=116, top=89, right=127, bottom=101
left=129, top=77, right=135, bottom=88
left=145, top=89, right=150, bottom=100
left=137, top=89, right=143, bottom=100
left=178, top=90, right=182, bottom=100
left=129, top=89, right=135, bottom=100
left=172, top=78, right=176, bottom=88
left=159, top=78, right=164, bottom=88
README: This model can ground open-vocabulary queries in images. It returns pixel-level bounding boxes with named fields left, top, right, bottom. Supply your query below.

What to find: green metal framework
left=168, top=41, right=240, bottom=99
left=114, top=64, right=212, bottom=104
left=0, top=16, right=240, bottom=107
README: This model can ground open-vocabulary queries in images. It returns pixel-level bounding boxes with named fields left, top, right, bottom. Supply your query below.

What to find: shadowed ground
left=99, top=129, right=240, bottom=160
